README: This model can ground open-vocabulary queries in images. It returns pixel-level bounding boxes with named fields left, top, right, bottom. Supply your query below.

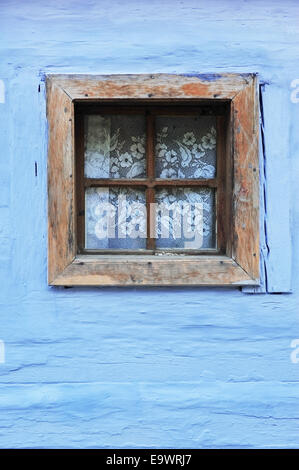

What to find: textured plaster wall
left=0, top=0, right=299, bottom=448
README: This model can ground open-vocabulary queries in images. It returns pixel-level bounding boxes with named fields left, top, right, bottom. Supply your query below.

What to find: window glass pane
left=155, top=116, right=216, bottom=179
left=85, top=187, right=147, bottom=249
left=84, top=115, right=146, bottom=179
left=155, top=187, right=216, bottom=249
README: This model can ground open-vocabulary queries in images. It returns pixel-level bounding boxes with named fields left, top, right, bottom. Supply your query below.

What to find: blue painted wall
left=0, top=0, right=299, bottom=448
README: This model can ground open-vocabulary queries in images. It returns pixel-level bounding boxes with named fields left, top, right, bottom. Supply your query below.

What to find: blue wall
left=0, top=0, right=299, bottom=448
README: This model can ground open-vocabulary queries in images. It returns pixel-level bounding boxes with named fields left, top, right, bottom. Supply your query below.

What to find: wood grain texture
left=216, top=115, right=227, bottom=253
left=231, top=75, right=260, bottom=281
left=51, top=255, right=254, bottom=286
left=48, top=73, right=253, bottom=101
left=47, top=73, right=259, bottom=286
left=47, top=78, right=76, bottom=283
left=75, top=112, right=85, bottom=252
left=242, top=86, right=267, bottom=294
left=84, top=178, right=217, bottom=188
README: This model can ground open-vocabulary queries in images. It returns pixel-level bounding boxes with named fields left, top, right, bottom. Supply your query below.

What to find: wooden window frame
left=47, top=73, right=259, bottom=286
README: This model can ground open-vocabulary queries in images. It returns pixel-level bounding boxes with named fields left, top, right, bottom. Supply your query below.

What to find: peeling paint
left=180, top=73, right=223, bottom=81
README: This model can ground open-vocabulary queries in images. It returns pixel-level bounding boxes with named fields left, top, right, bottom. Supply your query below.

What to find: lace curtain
left=84, top=114, right=216, bottom=250
left=155, top=116, right=216, bottom=179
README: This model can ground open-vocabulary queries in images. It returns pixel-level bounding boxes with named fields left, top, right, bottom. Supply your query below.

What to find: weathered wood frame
left=47, top=73, right=259, bottom=286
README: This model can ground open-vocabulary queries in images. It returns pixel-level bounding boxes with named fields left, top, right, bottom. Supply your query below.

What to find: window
left=77, top=104, right=226, bottom=255
left=47, top=73, right=259, bottom=286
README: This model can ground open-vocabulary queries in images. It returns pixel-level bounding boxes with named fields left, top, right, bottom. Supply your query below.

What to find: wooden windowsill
left=50, top=255, right=257, bottom=287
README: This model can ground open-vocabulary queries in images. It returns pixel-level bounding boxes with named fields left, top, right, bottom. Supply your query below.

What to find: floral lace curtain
left=155, top=187, right=215, bottom=249
left=84, top=114, right=216, bottom=250
left=85, top=187, right=147, bottom=249
left=84, top=115, right=146, bottom=179
left=155, top=116, right=216, bottom=179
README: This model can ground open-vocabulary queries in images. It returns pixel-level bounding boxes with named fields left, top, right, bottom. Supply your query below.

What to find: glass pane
left=155, top=116, right=216, bottom=179
left=85, top=187, right=147, bottom=249
left=84, top=115, right=146, bottom=179
left=155, top=187, right=215, bottom=249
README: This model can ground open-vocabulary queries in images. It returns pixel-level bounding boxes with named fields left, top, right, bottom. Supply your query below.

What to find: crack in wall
left=259, top=83, right=270, bottom=293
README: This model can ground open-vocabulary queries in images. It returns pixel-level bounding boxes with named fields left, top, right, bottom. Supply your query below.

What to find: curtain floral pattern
left=85, top=187, right=147, bottom=249
left=155, top=187, right=215, bottom=249
left=155, top=116, right=216, bottom=179
left=84, top=114, right=216, bottom=250
left=85, top=187, right=215, bottom=250
left=84, top=115, right=146, bottom=179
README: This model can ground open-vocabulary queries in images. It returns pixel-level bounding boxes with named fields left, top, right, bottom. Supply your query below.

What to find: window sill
left=50, top=254, right=258, bottom=287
